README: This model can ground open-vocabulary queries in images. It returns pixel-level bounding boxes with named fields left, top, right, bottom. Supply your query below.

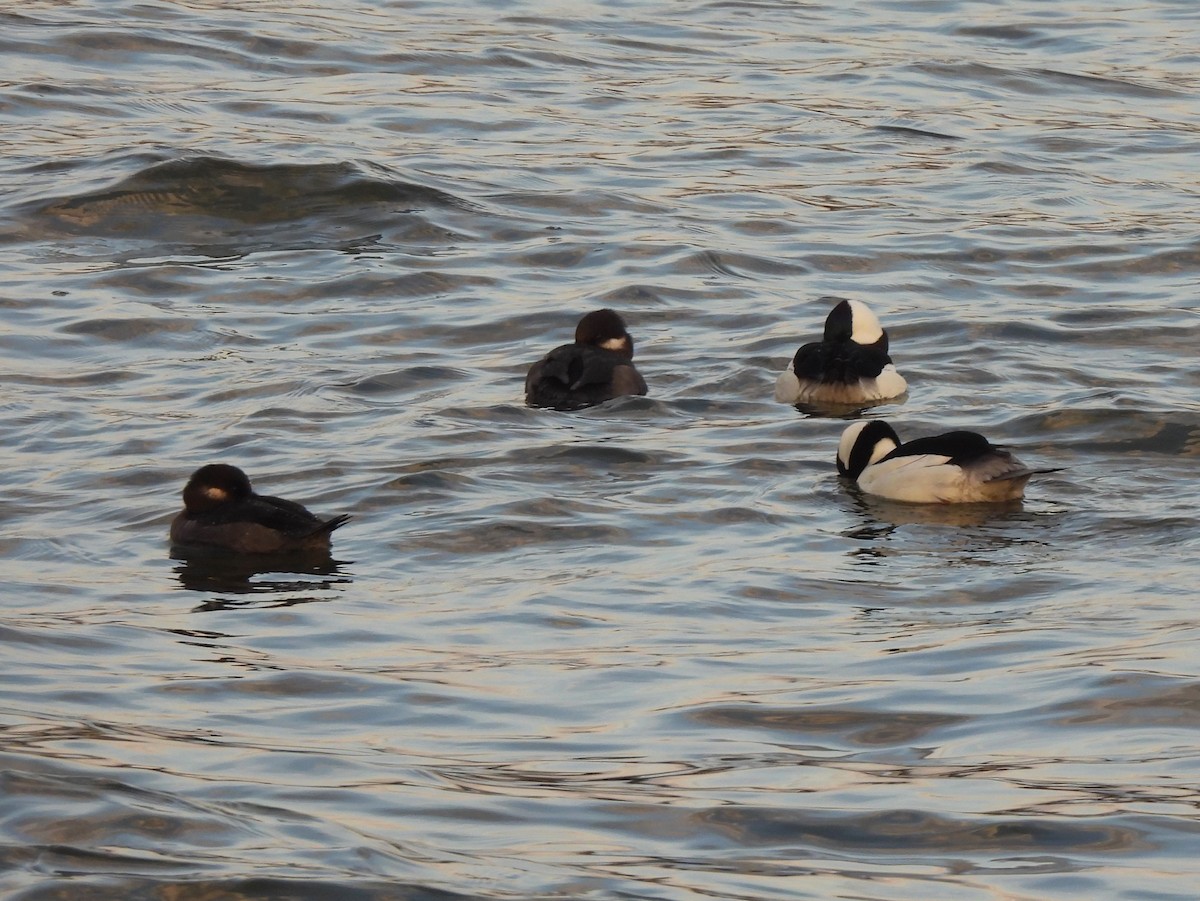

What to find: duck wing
left=886, top=431, right=1061, bottom=487
left=250, top=494, right=354, bottom=538
left=792, top=339, right=892, bottom=382
left=526, top=344, right=642, bottom=409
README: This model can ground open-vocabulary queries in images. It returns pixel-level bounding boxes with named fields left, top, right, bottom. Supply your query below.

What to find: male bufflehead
left=170, top=463, right=351, bottom=554
left=524, top=308, right=648, bottom=410
left=775, top=298, right=907, bottom=405
left=836, top=421, right=1058, bottom=503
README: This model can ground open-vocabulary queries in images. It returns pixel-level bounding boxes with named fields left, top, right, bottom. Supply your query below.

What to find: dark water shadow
left=8, top=876, right=479, bottom=901
left=690, top=805, right=1147, bottom=856
left=170, top=548, right=353, bottom=609
left=1042, top=672, right=1200, bottom=731
left=688, top=703, right=968, bottom=748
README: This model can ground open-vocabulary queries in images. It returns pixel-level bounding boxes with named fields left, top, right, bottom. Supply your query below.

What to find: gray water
left=2, top=1, right=1199, bottom=899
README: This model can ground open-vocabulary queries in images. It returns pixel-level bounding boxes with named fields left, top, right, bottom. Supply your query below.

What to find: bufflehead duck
left=775, top=299, right=907, bottom=405
left=836, top=421, right=1059, bottom=503
left=170, top=463, right=350, bottom=554
left=524, top=308, right=648, bottom=410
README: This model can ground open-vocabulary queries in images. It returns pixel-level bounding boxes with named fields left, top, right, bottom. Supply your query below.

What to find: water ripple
left=2, top=2, right=1198, bottom=900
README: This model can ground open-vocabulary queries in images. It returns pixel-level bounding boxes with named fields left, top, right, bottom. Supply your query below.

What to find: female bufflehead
left=836, top=421, right=1058, bottom=504
left=170, top=463, right=350, bottom=554
left=775, top=298, right=907, bottom=405
left=525, top=308, right=648, bottom=410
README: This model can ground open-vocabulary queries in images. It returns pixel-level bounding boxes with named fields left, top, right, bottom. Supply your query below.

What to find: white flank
left=857, top=454, right=959, bottom=503
left=774, top=368, right=801, bottom=403
left=873, top=364, right=908, bottom=399
left=777, top=369, right=906, bottom=405
left=857, top=453, right=1033, bottom=503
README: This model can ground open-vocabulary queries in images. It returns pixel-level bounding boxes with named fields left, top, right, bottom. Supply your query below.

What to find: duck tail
left=309, top=514, right=352, bottom=538
left=986, top=466, right=1064, bottom=484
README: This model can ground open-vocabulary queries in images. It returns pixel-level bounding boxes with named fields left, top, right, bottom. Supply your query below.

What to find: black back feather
left=525, top=309, right=645, bottom=410
left=792, top=339, right=892, bottom=383
left=880, top=430, right=996, bottom=466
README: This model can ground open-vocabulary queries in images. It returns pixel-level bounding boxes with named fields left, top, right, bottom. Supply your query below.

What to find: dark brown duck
left=524, top=308, right=648, bottom=411
left=170, top=463, right=350, bottom=554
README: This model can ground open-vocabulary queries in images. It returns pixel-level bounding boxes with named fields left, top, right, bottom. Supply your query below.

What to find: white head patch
left=600, top=336, right=629, bottom=352
left=837, top=421, right=898, bottom=471
left=837, top=422, right=867, bottom=469
left=847, top=300, right=884, bottom=345
left=866, top=432, right=898, bottom=464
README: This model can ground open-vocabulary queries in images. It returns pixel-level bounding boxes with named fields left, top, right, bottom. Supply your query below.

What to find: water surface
left=2, top=1, right=1199, bottom=899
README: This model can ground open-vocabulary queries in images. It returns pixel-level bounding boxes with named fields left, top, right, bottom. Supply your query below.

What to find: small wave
left=31, top=156, right=468, bottom=235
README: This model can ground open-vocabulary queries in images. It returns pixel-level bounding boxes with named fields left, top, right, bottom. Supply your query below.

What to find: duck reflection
left=171, top=548, right=353, bottom=609
left=791, top=393, right=908, bottom=419
left=850, top=492, right=1032, bottom=529
left=841, top=490, right=1044, bottom=568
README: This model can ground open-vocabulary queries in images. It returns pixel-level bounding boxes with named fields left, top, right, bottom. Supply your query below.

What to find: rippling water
left=2, top=2, right=1199, bottom=899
